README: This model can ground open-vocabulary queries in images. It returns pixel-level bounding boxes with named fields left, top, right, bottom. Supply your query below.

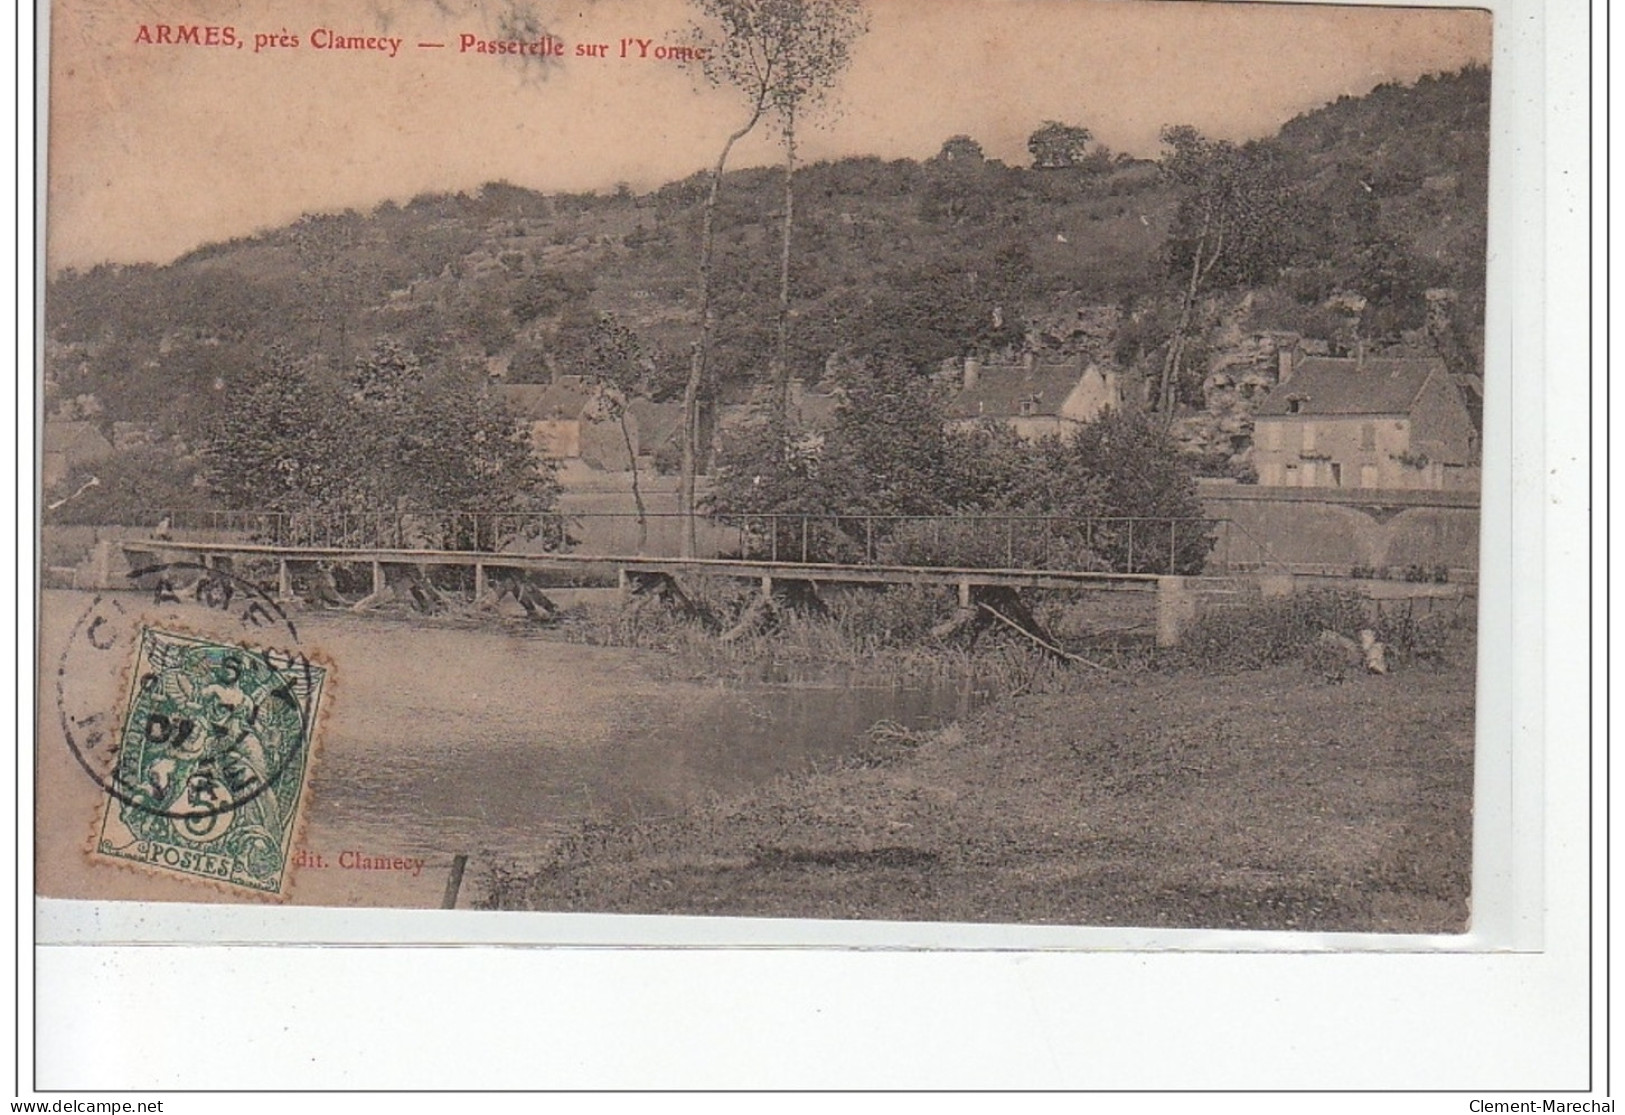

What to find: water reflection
left=298, top=621, right=985, bottom=867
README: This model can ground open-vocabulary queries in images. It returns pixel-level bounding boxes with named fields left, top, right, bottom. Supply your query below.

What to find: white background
left=9, top=0, right=1604, bottom=1100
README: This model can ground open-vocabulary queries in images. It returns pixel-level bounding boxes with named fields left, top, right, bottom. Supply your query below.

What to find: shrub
left=1171, top=590, right=1371, bottom=671
left=48, top=447, right=208, bottom=526
left=824, top=584, right=956, bottom=648
left=1171, top=589, right=1470, bottom=673
left=712, top=372, right=1213, bottom=575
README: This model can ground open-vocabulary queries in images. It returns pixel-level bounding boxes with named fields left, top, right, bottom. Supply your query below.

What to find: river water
left=37, top=591, right=982, bottom=907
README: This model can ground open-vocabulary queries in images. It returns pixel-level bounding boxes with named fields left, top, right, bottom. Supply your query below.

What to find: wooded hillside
left=44, top=65, right=1488, bottom=478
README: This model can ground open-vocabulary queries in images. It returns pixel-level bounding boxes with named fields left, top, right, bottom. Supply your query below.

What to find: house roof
left=493, top=380, right=593, bottom=420
left=43, top=419, right=114, bottom=459
left=947, top=361, right=1088, bottom=420
left=1254, top=357, right=1446, bottom=418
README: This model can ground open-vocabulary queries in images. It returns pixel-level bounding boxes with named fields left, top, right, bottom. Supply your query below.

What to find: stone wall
left=1200, top=481, right=1480, bottom=576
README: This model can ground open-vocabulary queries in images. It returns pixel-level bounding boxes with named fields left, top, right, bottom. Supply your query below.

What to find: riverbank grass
left=481, top=645, right=1475, bottom=932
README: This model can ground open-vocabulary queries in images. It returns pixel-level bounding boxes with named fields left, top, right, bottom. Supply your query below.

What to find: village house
left=493, top=379, right=685, bottom=472
left=945, top=354, right=1123, bottom=441
left=494, top=378, right=634, bottom=471
left=626, top=397, right=687, bottom=470
left=1251, top=356, right=1479, bottom=490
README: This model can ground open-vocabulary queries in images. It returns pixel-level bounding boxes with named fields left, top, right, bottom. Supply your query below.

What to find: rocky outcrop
left=1023, top=297, right=1121, bottom=365
left=1171, top=326, right=1331, bottom=472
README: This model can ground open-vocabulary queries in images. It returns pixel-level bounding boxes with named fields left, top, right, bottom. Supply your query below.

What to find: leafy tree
left=455, top=279, right=519, bottom=356
left=815, top=362, right=957, bottom=517
left=199, top=351, right=336, bottom=511
left=836, top=244, right=1030, bottom=365
left=708, top=360, right=952, bottom=561
left=48, top=448, right=209, bottom=526
left=676, top=0, right=869, bottom=553
left=933, top=135, right=986, bottom=164
left=709, top=360, right=953, bottom=517
left=920, top=135, right=1014, bottom=227
left=1037, top=408, right=1209, bottom=572
left=711, top=365, right=1210, bottom=572
left=202, top=341, right=556, bottom=548
left=1027, top=120, right=1094, bottom=169
left=1154, top=126, right=1296, bottom=420
left=510, top=268, right=594, bottom=327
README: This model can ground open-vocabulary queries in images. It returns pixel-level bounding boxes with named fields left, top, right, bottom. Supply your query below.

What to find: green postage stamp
left=92, top=627, right=328, bottom=898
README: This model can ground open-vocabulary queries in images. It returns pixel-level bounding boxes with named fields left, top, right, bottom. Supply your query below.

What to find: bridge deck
left=121, top=540, right=1163, bottom=592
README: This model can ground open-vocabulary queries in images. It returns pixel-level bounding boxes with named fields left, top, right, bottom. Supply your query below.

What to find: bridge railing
left=129, top=508, right=1277, bottom=576
left=709, top=513, right=1220, bottom=576
left=139, top=508, right=576, bottom=553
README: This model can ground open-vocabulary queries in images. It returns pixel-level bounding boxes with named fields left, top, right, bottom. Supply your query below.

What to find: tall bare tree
left=762, top=0, right=867, bottom=413
left=679, top=0, right=866, bottom=556
left=580, top=313, right=655, bottom=554
left=678, top=0, right=779, bottom=555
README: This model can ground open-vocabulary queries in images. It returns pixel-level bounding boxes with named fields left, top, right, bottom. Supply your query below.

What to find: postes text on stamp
left=92, top=626, right=328, bottom=897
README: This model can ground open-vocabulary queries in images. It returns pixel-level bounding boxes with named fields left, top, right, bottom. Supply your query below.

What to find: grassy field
left=480, top=651, right=1476, bottom=933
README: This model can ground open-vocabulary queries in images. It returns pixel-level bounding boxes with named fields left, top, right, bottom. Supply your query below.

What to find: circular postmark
left=56, top=561, right=319, bottom=826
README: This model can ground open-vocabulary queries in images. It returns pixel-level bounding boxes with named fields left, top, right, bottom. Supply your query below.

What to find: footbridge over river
left=119, top=540, right=1217, bottom=642
left=107, top=510, right=1257, bottom=647
left=93, top=509, right=1463, bottom=649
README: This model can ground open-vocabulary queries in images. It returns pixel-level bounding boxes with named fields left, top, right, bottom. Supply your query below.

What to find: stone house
left=945, top=354, right=1123, bottom=441
left=493, top=378, right=636, bottom=471
left=1251, top=357, right=1479, bottom=490
left=625, top=397, right=687, bottom=470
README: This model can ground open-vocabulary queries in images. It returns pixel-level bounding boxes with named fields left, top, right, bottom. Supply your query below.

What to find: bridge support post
left=760, top=575, right=773, bottom=601
left=474, top=562, right=487, bottom=603
left=958, top=580, right=972, bottom=609
left=351, top=561, right=389, bottom=613
left=277, top=559, right=292, bottom=602
left=1156, top=576, right=1197, bottom=648
left=90, top=540, right=127, bottom=591
left=617, top=568, right=630, bottom=599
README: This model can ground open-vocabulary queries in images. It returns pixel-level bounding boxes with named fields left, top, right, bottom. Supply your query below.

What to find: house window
left=1018, top=398, right=1038, bottom=417
left=1361, top=422, right=1376, bottom=450
left=1301, top=422, right=1316, bottom=452
left=1286, top=398, right=1304, bottom=415
left=1260, top=422, right=1280, bottom=451
left=1330, top=463, right=1342, bottom=488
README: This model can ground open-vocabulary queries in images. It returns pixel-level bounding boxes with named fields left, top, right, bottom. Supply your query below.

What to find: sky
left=43, top=0, right=1493, bottom=270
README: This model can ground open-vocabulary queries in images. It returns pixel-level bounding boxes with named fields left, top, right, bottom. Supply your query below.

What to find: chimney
left=963, top=356, right=981, bottom=391
left=1278, top=347, right=1293, bottom=384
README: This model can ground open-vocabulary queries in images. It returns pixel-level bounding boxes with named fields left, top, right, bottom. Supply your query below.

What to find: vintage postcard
left=38, top=0, right=1494, bottom=933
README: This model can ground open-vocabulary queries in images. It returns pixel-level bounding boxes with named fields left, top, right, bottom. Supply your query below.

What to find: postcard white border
left=19, top=0, right=1599, bottom=1091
